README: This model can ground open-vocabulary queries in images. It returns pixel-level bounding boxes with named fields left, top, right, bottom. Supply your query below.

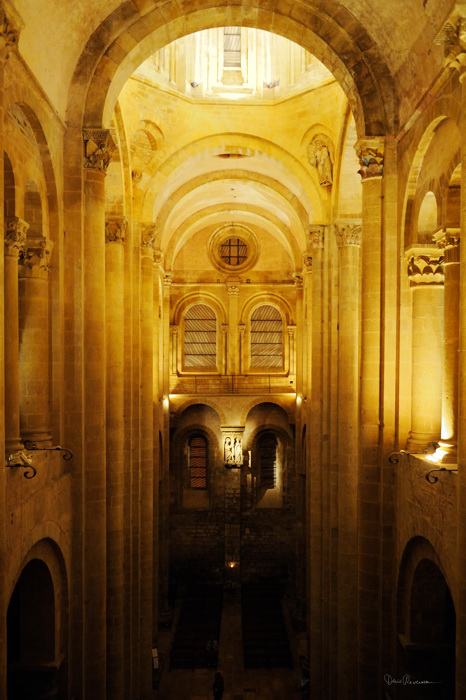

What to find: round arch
left=68, top=3, right=393, bottom=138
left=240, top=292, right=294, bottom=326
left=171, top=291, right=227, bottom=327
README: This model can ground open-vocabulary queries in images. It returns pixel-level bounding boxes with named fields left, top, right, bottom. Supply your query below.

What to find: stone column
left=152, top=249, right=164, bottom=636
left=140, top=226, right=154, bottom=700
left=82, top=128, right=115, bottom=700
left=405, top=250, right=444, bottom=451
left=435, top=231, right=460, bottom=459
left=159, top=273, right=172, bottom=628
left=308, top=226, right=325, bottom=696
left=0, top=10, right=22, bottom=695
left=105, top=216, right=126, bottom=700
left=226, top=279, right=240, bottom=374
left=334, top=220, right=361, bottom=697
left=18, top=236, right=53, bottom=445
left=457, top=53, right=466, bottom=700
left=4, top=217, right=27, bottom=452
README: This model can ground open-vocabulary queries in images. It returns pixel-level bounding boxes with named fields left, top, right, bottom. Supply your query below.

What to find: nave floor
left=153, top=588, right=305, bottom=700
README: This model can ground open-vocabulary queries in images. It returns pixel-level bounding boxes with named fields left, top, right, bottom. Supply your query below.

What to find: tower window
left=250, top=305, right=283, bottom=368
left=224, top=27, right=241, bottom=69
left=184, top=304, right=217, bottom=368
left=189, top=435, right=207, bottom=489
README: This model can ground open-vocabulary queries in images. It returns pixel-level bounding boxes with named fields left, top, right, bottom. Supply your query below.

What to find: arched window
left=258, top=432, right=277, bottom=490
left=188, top=435, right=207, bottom=489
left=184, top=304, right=217, bottom=369
left=250, top=305, right=283, bottom=368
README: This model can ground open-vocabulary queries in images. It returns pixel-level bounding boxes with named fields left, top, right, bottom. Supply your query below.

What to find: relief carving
left=4, top=216, right=28, bottom=256
left=308, top=134, right=333, bottom=186
left=83, top=129, right=116, bottom=173
left=105, top=217, right=128, bottom=244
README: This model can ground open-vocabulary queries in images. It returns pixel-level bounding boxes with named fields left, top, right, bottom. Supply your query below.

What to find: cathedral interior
left=1, top=0, right=466, bottom=698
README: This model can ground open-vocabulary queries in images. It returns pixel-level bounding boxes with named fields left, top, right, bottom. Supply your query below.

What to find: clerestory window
left=250, top=305, right=283, bottom=369
left=183, top=304, right=217, bottom=369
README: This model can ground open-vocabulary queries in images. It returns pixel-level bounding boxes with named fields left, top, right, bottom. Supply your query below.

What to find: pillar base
left=405, top=432, right=439, bottom=454
left=21, top=432, right=53, bottom=448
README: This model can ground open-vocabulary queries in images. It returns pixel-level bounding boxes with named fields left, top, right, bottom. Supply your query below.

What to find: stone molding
left=334, top=220, right=362, bottom=247
left=309, top=225, right=325, bottom=250
left=105, top=216, right=127, bottom=245
left=83, top=129, right=116, bottom=172
left=355, top=138, right=384, bottom=180
left=0, top=2, right=23, bottom=61
left=163, top=272, right=173, bottom=287
left=4, top=216, right=28, bottom=256
left=19, top=236, right=54, bottom=276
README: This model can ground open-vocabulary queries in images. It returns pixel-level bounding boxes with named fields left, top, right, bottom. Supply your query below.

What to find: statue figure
left=308, top=135, right=333, bottom=187
left=233, top=437, right=243, bottom=465
left=224, top=437, right=235, bottom=465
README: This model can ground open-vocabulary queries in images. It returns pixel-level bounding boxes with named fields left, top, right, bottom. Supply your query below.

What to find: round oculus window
left=220, top=237, right=248, bottom=266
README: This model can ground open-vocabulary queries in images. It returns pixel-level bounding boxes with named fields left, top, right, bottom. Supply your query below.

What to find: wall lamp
left=6, top=442, right=73, bottom=479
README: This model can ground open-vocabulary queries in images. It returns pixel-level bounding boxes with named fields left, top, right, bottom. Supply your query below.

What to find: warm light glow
left=163, top=397, right=169, bottom=408
left=426, top=448, right=448, bottom=464
left=296, top=395, right=302, bottom=406
left=228, top=561, right=236, bottom=568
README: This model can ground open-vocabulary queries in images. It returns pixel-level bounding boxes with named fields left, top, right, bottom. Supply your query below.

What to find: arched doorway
left=396, top=544, right=455, bottom=699
left=7, top=559, right=59, bottom=700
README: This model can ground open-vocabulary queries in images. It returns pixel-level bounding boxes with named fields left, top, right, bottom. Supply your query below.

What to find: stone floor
left=153, top=589, right=305, bottom=700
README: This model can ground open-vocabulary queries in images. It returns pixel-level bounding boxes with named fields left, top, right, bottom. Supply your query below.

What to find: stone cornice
left=4, top=216, right=28, bottom=256
left=334, top=220, right=362, bottom=247
left=105, top=216, right=127, bottom=244
left=83, top=129, right=116, bottom=173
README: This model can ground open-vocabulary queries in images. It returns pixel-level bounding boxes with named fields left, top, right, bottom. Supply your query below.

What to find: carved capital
left=19, top=236, right=54, bottom=275
left=227, top=282, right=240, bottom=296
left=302, top=253, right=313, bottom=272
left=334, top=220, right=362, bottom=247
left=407, top=254, right=445, bottom=286
left=4, top=216, right=28, bottom=256
left=163, top=272, right=173, bottom=287
left=238, top=324, right=245, bottom=336
left=355, top=138, right=384, bottom=180
left=435, top=229, right=460, bottom=264
left=293, top=274, right=304, bottom=289
left=132, top=169, right=142, bottom=183
left=309, top=225, right=325, bottom=250
left=171, top=324, right=179, bottom=336
left=0, top=3, right=23, bottom=61
left=141, top=223, right=156, bottom=254
left=288, top=325, right=296, bottom=337
left=105, top=216, right=127, bottom=244
left=153, top=248, right=164, bottom=267
left=83, top=129, right=116, bottom=173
